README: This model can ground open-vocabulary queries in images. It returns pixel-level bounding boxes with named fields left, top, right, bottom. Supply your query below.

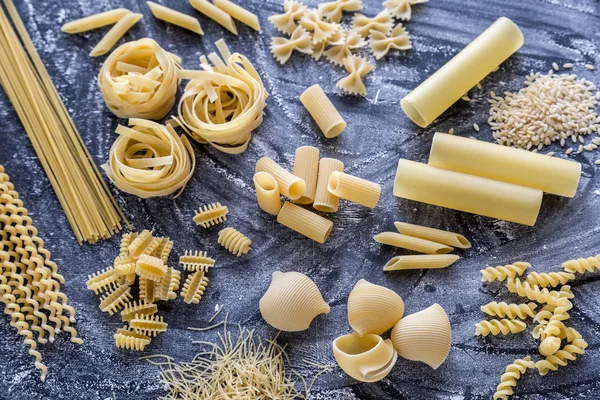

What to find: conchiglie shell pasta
left=348, top=279, right=405, bottom=336
left=390, top=303, right=451, bottom=369
left=332, top=332, right=398, bottom=383
left=259, top=271, right=330, bottom=332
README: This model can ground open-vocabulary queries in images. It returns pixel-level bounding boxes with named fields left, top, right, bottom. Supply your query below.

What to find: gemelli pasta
left=328, top=171, right=381, bottom=208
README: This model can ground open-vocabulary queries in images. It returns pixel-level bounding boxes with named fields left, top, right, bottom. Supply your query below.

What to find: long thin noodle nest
left=102, top=118, right=195, bottom=198
left=98, top=38, right=181, bottom=120
left=176, top=39, right=268, bottom=154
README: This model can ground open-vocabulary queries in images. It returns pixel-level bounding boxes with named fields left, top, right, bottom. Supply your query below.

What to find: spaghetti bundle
left=98, top=38, right=181, bottom=120
left=0, top=0, right=126, bottom=244
left=176, top=39, right=268, bottom=154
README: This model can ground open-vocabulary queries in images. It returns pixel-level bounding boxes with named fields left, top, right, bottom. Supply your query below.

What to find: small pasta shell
left=332, top=332, right=398, bottom=383
left=259, top=271, right=330, bottom=332
left=390, top=303, right=451, bottom=369
left=347, top=279, right=404, bottom=336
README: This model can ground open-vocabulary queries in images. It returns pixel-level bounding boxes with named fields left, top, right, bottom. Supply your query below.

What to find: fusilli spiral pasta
left=481, top=262, right=529, bottom=282
left=475, top=319, right=526, bottom=336
left=505, top=278, right=562, bottom=305
left=493, top=356, right=535, bottom=400
left=526, top=271, right=574, bottom=288
left=268, top=0, right=307, bottom=34
left=562, top=254, right=600, bottom=275
left=480, top=302, right=537, bottom=320
left=535, top=337, right=587, bottom=376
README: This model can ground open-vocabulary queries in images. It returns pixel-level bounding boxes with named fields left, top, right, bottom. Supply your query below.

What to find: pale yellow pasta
left=259, top=271, right=330, bottom=331
left=333, top=333, right=397, bottom=383
left=480, top=302, right=537, bottom=320
left=218, top=227, right=252, bottom=256
left=147, top=2, right=203, bottom=35
left=336, top=54, right=374, bottom=96
left=61, top=8, right=132, bottom=34
left=374, top=232, right=453, bottom=254
left=90, top=13, right=143, bottom=57
left=428, top=133, right=582, bottom=198
left=328, top=171, right=381, bottom=208
left=268, top=0, right=307, bottom=34
left=393, top=160, right=543, bottom=226
left=292, top=146, right=319, bottom=204
left=384, top=255, right=460, bottom=271
left=299, top=9, right=340, bottom=44
left=313, top=158, right=344, bottom=212
left=271, top=26, right=313, bottom=64
left=351, top=10, right=393, bottom=37
left=277, top=202, right=334, bottom=243
left=318, top=0, right=363, bottom=23
left=253, top=172, right=282, bottom=215
left=256, top=157, right=306, bottom=200
left=394, top=221, right=471, bottom=248
left=114, top=326, right=151, bottom=351
left=299, top=85, right=346, bottom=138
left=347, top=280, right=404, bottom=336
left=400, top=18, right=524, bottom=127
left=135, top=254, right=167, bottom=282
left=324, top=30, right=367, bottom=66
left=130, top=314, right=168, bottom=336
left=481, top=262, right=530, bottom=282
left=493, top=357, right=535, bottom=400
left=312, top=27, right=345, bottom=61
left=189, top=0, right=237, bottom=34
left=369, top=23, right=411, bottom=60
left=475, top=319, right=527, bottom=336
left=383, top=0, right=428, bottom=21
left=213, top=0, right=260, bottom=32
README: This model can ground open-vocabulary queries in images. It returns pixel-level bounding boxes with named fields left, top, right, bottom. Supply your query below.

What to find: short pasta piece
left=271, top=26, right=313, bottom=64
left=328, top=171, right=381, bottom=208
left=292, top=146, right=320, bottom=204
left=277, top=202, right=334, bottom=244
left=369, top=23, right=411, bottom=60
left=324, top=30, right=368, bottom=66
left=61, top=8, right=132, bottom=34
left=135, top=255, right=167, bottom=282
left=140, top=278, right=160, bottom=304
left=130, top=314, right=168, bottom=336
left=147, top=2, right=203, bottom=34
left=99, top=284, right=133, bottom=315
left=384, top=254, right=459, bottom=271
left=268, top=0, right=307, bottom=34
left=256, top=157, right=306, bottom=200
left=193, top=202, right=229, bottom=228
left=299, top=86, right=346, bottom=139
left=179, top=250, right=215, bottom=272
left=526, top=271, right=575, bottom=288
left=336, top=54, right=374, bottom=96
left=189, top=0, right=237, bottom=34
left=181, top=271, right=210, bottom=304
left=254, top=172, right=282, bottom=215
left=128, top=230, right=156, bottom=259
left=374, top=232, right=453, bottom=254
left=539, top=336, right=562, bottom=357
left=218, top=227, right=252, bottom=256
left=480, top=302, right=537, bottom=320
left=394, top=221, right=471, bottom=249
left=114, top=326, right=152, bottom=351
left=493, top=357, right=535, bottom=400
left=90, top=13, right=143, bottom=57
left=312, top=27, right=345, bottom=61
left=299, top=9, right=340, bottom=44
left=313, top=158, right=344, bottom=212
left=505, top=278, right=563, bottom=306
left=152, top=237, right=174, bottom=263
left=561, top=254, right=600, bottom=274
left=475, top=319, right=526, bottom=336
left=351, top=10, right=393, bottom=38
left=121, top=301, right=158, bottom=322
left=159, top=267, right=181, bottom=301
left=481, top=262, right=529, bottom=282
left=383, top=0, right=428, bottom=21
left=213, top=0, right=260, bottom=32
left=536, top=337, right=588, bottom=376
left=318, top=0, right=363, bottom=23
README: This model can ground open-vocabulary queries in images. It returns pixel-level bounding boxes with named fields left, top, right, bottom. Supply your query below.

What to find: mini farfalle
left=324, top=30, right=367, bottom=66
left=332, top=332, right=397, bottom=382
left=369, top=24, right=412, bottom=60
left=317, top=0, right=363, bottom=23
left=268, top=0, right=308, bottom=34
left=312, top=27, right=345, bottom=61
left=336, top=54, right=374, bottom=96
left=299, top=9, right=340, bottom=44
left=383, top=0, right=428, bottom=21
left=271, top=26, right=313, bottom=64
left=347, top=280, right=404, bottom=336
left=351, top=10, right=393, bottom=38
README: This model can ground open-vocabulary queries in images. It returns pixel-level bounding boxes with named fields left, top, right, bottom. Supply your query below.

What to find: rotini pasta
left=351, top=10, right=393, bottom=37
left=179, top=250, right=216, bottom=272
left=480, top=262, right=529, bottom=282
left=130, top=314, right=168, bottom=336
left=505, top=278, right=562, bottom=306
left=480, top=302, right=537, bottom=320
left=526, top=271, right=574, bottom=287
left=562, top=254, right=600, bottom=275
left=535, top=337, right=587, bottom=376
left=114, top=326, right=151, bottom=351
left=539, top=336, right=562, bottom=357
left=271, top=26, right=313, bottom=64
left=218, top=227, right=252, bottom=256
left=136, top=255, right=168, bottom=282
left=328, top=171, right=381, bottom=208
left=475, top=319, right=526, bottom=336
left=121, top=301, right=158, bottom=322
left=318, top=0, right=362, bottom=23
left=299, top=9, right=340, bottom=44
left=147, top=2, right=204, bottom=34
left=277, top=202, right=334, bottom=244
left=99, top=284, right=133, bottom=315
left=324, top=30, right=367, bottom=66
left=268, top=0, right=307, bottom=34
left=181, top=271, right=210, bottom=304
left=383, top=0, right=428, bottom=21
left=493, top=356, right=535, bottom=400
left=369, top=23, right=412, bottom=60
left=256, top=157, right=306, bottom=200
left=299, top=86, right=346, bottom=139
left=193, top=202, right=229, bottom=228
left=336, top=54, right=374, bottom=96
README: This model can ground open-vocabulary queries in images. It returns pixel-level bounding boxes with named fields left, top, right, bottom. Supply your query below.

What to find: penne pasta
left=277, top=202, right=334, bottom=244
left=189, top=0, right=238, bottom=35
left=313, top=158, right=344, bottom=213
left=253, top=172, right=282, bottom=215
left=61, top=8, right=132, bottom=34
left=374, top=232, right=454, bottom=254
left=256, top=157, right=306, bottom=200
left=213, top=0, right=261, bottom=32
left=328, top=171, right=381, bottom=208
left=147, top=2, right=204, bottom=35
left=394, top=221, right=471, bottom=249
left=90, top=13, right=143, bottom=57
left=383, top=255, right=460, bottom=271
left=293, top=146, right=319, bottom=204
left=299, top=84, right=346, bottom=138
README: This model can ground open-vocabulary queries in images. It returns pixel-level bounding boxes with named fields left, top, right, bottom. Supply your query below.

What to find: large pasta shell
left=259, top=271, right=330, bottom=332
left=332, top=332, right=398, bottom=382
left=390, top=303, right=451, bottom=369
left=348, top=280, right=405, bottom=336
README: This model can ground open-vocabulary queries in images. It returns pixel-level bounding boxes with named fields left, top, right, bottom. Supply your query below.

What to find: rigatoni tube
left=253, top=172, right=281, bottom=215
left=313, top=158, right=344, bottom=212
left=300, top=84, right=346, bottom=138
left=293, top=146, right=319, bottom=204
left=328, top=171, right=381, bottom=208
left=256, top=157, right=306, bottom=200
left=374, top=232, right=453, bottom=254
left=277, top=202, right=334, bottom=244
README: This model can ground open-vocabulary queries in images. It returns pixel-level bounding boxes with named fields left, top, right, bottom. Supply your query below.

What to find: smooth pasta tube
left=253, top=172, right=282, bottom=215
left=147, top=2, right=204, bottom=34
left=400, top=17, right=524, bottom=127
left=98, top=38, right=180, bottom=120
left=256, top=157, right=306, bottom=200
left=313, top=158, right=344, bottom=212
left=292, top=146, right=319, bottom=204
left=384, top=255, right=460, bottom=271
left=393, top=160, right=543, bottom=226
left=374, top=232, right=453, bottom=254
left=90, top=13, right=143, bottom=57
left=189, top=0, right=238, bottom=34
left=213, top=0, right=261, bottom=32
left=328, top=171, right=381, bottom=208
left=300, top=84, right=346, bottom=138
left=61, top=9, right=132, bottom=33
left=428, top=133, right=581, bottom=198
left=394, top=221, right=471, bottom=249
left=277, top=202, right=334, bottom=244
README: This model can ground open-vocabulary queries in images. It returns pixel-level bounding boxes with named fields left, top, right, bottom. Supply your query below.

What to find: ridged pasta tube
left=374, top=232, right=453, bottom=254
left=253, top=172, right=282, bottom=215
left=256, top=157, right=306, bottom=200
left=300, top=85, right=346, bottom=138
left=130, top=314, right=168, bottom=336
left=328, top=171, right=381, bottom=208
left=475, top=319, right=526, bottom=336
left=562, top=254, right=600, bottom=274
left=313, top=158, right=344, bottom=212
left=493, top=356, right=535, bottom=400
left=383, top=254, right=459, bottom=271
left=277, top=202, right=334, bottom=244
left=218, top=228, right=252, bottom=256
left=480, top=302, right=537, bottom=320
left=526, top=271, right=575, bottom=288
left=505, top=278, right=562, bottom=306
left=480, top=262, right=529, bottom=282
left=292, top=146, right=320, bottom=204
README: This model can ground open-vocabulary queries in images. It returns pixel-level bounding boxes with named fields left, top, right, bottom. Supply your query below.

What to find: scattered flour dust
left=492, top=220, right=517, bottom=241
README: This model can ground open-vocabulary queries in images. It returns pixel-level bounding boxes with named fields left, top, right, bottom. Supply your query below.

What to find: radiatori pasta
left=383, top=254, right=460, bottom=271
left=394, top=221, right=471, bottom=249
left=277, top=202, right=334, bottom=244
left=256, top=157, right=306, bottom=200
left=313, top=158, right=344, bottom=212
left=328, top=171, right=381, bottom=208
left=253, top=172, right=282, bottom=215
left=292, top=146, right=319, bottom=204
left=374, top=232, right=453, bottom=254
left=299, top=85, right=346, bottom=138
left=213, top=0, right=261, bottom=32
left=176, top=40, right=267, bottom=154
left=61, top=8, right=132, bottom=34
left=102, top=119, right=195, bottom=198
left=98, top=38, right=180, bottom=119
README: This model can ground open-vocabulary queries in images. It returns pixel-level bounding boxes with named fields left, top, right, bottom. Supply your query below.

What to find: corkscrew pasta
left=526, top=271, right=574, bottom=287
left=493, top=357, right=535, bottom=400
left=480, top=262, right=529, bottom=282
left=562, top=254, right=600, bottom=274
left=480, top=302, right=537, bottom=320
left=505, top=278, right=563, bottom=306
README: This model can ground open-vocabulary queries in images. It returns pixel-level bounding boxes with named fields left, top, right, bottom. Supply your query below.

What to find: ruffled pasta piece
left=299, top=9, right=340, bottom=44
left=318, top=0, right=363, bottom=23
left=493, top=357, right=535, bottom=400
left=324, top=30, right=367, bottom=66
left=481, top=262, right=529, bottom=282
left=193, top=202, right=229, bottom=228
left=383, top=0, right=428, bottom=21
left=152, top=237, right=174, bottom=263
left=218, top=227, right=252, bottom=256
left=98, top=38, right=180, bottom=120
left=181, top=271, right=209, bottom=304
left=86, top=267, right=118, bottom=294
left=130, top=314, right=168, bottom=336
left=369, top=23, right=411, bottom=60
left=536, top=337, right=587, bottom=376
left=336, top=54, right=374, bottom=96
left=159, top=267, right=181, bottom=301
left=114, top=326, right=151, bottom=351
left=179, top=250, right=216, bottom=272
left=268, top=0, right=307, bottom=34
left=351, top=10, right=393, bottom=38
left=135, top=255, right=167, bottom=282
left=121, top=301, right=158, bottom=322
left=140, top=278, right=160, bottom=304
left=99, top=284, right=132, bottom=315
left=128, top=230, right=155, bottom=259
left=271, top=26, right=313, bottom=64
left=480, top=302, right=537, bottom=320
left=311, top=27, right=345, bottom=61
left=475, top=319, right=526, bottom=336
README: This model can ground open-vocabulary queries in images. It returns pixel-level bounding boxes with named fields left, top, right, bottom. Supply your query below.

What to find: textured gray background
left=0, top=0, right=599, bottom=399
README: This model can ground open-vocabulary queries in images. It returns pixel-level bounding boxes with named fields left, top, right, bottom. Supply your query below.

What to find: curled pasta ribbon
left=181, top=271, right=210, bottom=304
left=493, top=356, right=535, bottom=400
left=336, top=54, right=374, bottom=96
left=475, top=319, right=526, bottom=336
left=317, top=0, right=363, bottom=23
left=324, top=30, right=367, bottom=66
left=271, top=26, right=313, bottom=64
left=177, top=40, right=268, bottom=154
left=351, top=10, right=393, bottom=38
left=383, top=0, right=428, bottom=21
left=218, top=227, right=252, bottom=256
left=98, top=38, right=181, bottom=120
left=299, top=9, right=340, bottom=44
left=193, top=202, right=229, bottom=228
left=480, top=262, right=529, bottom=283
left=369, top=23, right=412, bottom=60
left=535, top=337, right=588, bottom=376
left=526, top=271, right=574, bottom=287
left=562, top=254, right=600, bottom=274
left=505, top=278, right=562, bottom=305
left=480, top=302, right=537, bottom=320
left=103, top=119, right=195, bottom=198
left=268, top=0, right=307, bottom=34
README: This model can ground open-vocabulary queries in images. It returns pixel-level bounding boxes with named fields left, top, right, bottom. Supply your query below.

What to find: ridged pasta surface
left=99, top=284, right=133, bottom=315
left=181, top=271, right=209, bottom=304
left=179, top=250, right=215, bottom=272
left=121, top=301, right=158, bottom=322
left=218, top=228, right=252, bottom=256
left=475, top=319, right=526, bottom=336
left=480, top=302, right=537, bottom=319
left=130, top=314, right=168, bottom=336
left=135, top=254, right=167, bottom=282
left=193, top=202, right=229, bottom=228
left=493, top=357, right=535, bottom=400
left=347, top=279, right=404, bottom=336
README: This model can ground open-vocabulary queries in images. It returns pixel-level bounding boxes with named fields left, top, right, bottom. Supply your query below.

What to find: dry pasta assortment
left=0, top=0, right=597, bottom=397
